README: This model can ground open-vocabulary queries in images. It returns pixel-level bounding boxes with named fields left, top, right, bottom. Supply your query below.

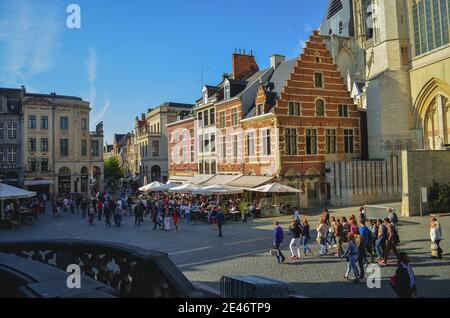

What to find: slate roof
left=114, top=134, right=126, bottom=144
left=243, top=58, right=298, bottom=119
left=25, top=93, right=83, bottom=101
left=159, top=102, right=194, bottom=109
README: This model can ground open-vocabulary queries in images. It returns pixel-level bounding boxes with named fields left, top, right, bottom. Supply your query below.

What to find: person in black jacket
left=289, top=220, right=303, bottom=260
left=390, top=252, right=417, bottom=298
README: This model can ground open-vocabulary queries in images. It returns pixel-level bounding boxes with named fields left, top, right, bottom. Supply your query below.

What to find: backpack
left=361, top=226, right=371, bottom=244
left=392, top=213, right=399, bottom=225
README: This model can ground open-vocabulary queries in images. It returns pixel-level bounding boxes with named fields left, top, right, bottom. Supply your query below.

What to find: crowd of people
left=48, top=192, right=249, bottom=236
left=273, top=207, right=444, bottom=298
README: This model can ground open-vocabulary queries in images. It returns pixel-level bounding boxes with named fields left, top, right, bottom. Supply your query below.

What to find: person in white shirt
left=184, top=204, right=191, bottom=224
left=293, top=208, right=301, bottom=222
left=430, top=217, right=443, bottom=259
left=316, top=219, right=329, bottom=256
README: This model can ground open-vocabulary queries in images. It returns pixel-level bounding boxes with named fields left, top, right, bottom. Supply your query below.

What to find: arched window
left=316, top=99, right=325, bottom=117
left=329, top=28, right=333, bottom=35
left=424, top=95, right=449, bottom=150
left=59, top=167, right=71, bottom=175
left=339, top=21, right=343, bottom=35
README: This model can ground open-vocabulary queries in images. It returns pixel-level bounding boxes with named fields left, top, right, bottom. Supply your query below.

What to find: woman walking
left=328, top=216, right=337, bottom=248
left=430, top=217, right=443, bottom=259
left=317, top=218, right=329, bottom=256
left=87, top=204, right=95, bottom=225
left=342, top=234, right=360, bottom=283
left=173, top=210, right=180, bottom=232
left=115, top=201, right=123, bottom=227
left=334, top=218, right=345, bottom=257
left=349, top=217, right=359, bottom=235
left=302, top=219, right=313, bottom=256
left=341, top=217, right=349, bottom=241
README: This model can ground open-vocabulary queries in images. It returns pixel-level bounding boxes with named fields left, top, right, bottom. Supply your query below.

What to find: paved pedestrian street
left=0, top=202, right=448, bottom=298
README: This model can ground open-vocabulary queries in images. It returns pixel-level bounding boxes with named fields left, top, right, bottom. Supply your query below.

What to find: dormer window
left=203, top=92, right=208, bottom=104
left=257, top=104, right=264, bottom=116
left=224, top=82, right=231, bottom=100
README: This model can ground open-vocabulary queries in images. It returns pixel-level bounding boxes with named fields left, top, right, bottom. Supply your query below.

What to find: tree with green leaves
left=104, top=156, right=124, bottom=181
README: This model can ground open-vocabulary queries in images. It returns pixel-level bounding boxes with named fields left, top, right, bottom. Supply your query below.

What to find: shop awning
left=168, top=176, right=193, bottom=184
left=24, top=180, right=55, bottom=186
left=0, top=183, right=36, bottom=200
left=227, top=176, right=274, bottom=189
left=188, top=174, right=215, bottom=186
left=201, top=174, right=242, bottom=186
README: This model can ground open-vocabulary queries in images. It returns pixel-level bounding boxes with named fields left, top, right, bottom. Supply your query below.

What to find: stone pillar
left=436, top=95, right=445, bottom=148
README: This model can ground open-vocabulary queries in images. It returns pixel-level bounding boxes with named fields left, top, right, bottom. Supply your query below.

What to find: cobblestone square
left=0, top=202, right=449, bottom=298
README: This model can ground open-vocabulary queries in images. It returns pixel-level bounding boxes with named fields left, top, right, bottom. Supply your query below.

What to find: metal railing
left=0, top=240, right=216, bottom=298
left=364, top=205, right=397, bottom=221
left=220, top=275, right=294, bottom=298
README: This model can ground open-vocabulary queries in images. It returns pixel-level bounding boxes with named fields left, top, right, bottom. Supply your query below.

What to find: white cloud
left=86, top=49, right=110, bottom=126
left=91, top=96, right=111, bottom=127
left=298, top=39, right=307, bottom=53
left=0, top=0, right=60, bottom=86
left=87, top=49, right=97, bottom=108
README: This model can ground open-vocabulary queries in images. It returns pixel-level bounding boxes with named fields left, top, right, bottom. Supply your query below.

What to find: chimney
left=270, top=54, right=286, bottom=69
left=232, top=50, right=259, bottom=80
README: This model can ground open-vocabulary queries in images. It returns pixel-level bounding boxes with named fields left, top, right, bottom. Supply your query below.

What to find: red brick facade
left=167, top=31, right=361, bottom=206
left=275, top=31, right=361, bottom=176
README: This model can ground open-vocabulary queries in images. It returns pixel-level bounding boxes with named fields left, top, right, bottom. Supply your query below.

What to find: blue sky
left=0, top=0, right=328, bottom=143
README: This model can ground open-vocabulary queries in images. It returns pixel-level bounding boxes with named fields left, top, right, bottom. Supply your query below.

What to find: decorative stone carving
left=24, top=97, right=54, bottom=107
left=444, top=98, right=449, bottom=113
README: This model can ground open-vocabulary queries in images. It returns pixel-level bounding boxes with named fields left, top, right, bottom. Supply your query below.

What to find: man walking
left=289, top=220, right=303, bottom=260
left=216, top=208, right=225, bottom=237
left=273, top=221, right=286, bottom=264
left=381, top=218, right=400, bottom=266
left=375, top=219, right=387, bottom=264
left=104, top=200, right=112, bottom=228
left=135, top=200, right=143, bottom=226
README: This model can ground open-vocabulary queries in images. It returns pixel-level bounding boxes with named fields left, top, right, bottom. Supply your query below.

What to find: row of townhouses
left=111, top=0, right=449, bottom=215
left=114, top=103, right=194, bottom=186
left=0, top=87, right=104, bottom=196
left=167, top=33, right=362, bottom=209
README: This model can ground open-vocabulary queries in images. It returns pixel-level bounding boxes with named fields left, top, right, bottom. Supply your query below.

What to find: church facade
left=319, top=0, right=450, bottom=209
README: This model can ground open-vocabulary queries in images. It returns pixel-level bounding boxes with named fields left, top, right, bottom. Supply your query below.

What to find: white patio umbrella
left=192, top=184, right=244, bottom=195
left=249, top=183, right=301, bottom=193
left=139, top=181, right=169, bottom=192
left=169, top=183, right=199, bottom=194
left=0, top=183, right=36, bottom=219
left=248, top=183, right=301, bottom=216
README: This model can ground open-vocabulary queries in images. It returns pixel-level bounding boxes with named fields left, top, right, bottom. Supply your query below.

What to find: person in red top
left=173, top=210, right=179, bottom=232
left=96, top=200, right=104, bottom=221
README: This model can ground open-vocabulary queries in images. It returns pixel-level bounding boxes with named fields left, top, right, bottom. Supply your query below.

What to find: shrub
left=429, top=183, right=450, bottom=213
